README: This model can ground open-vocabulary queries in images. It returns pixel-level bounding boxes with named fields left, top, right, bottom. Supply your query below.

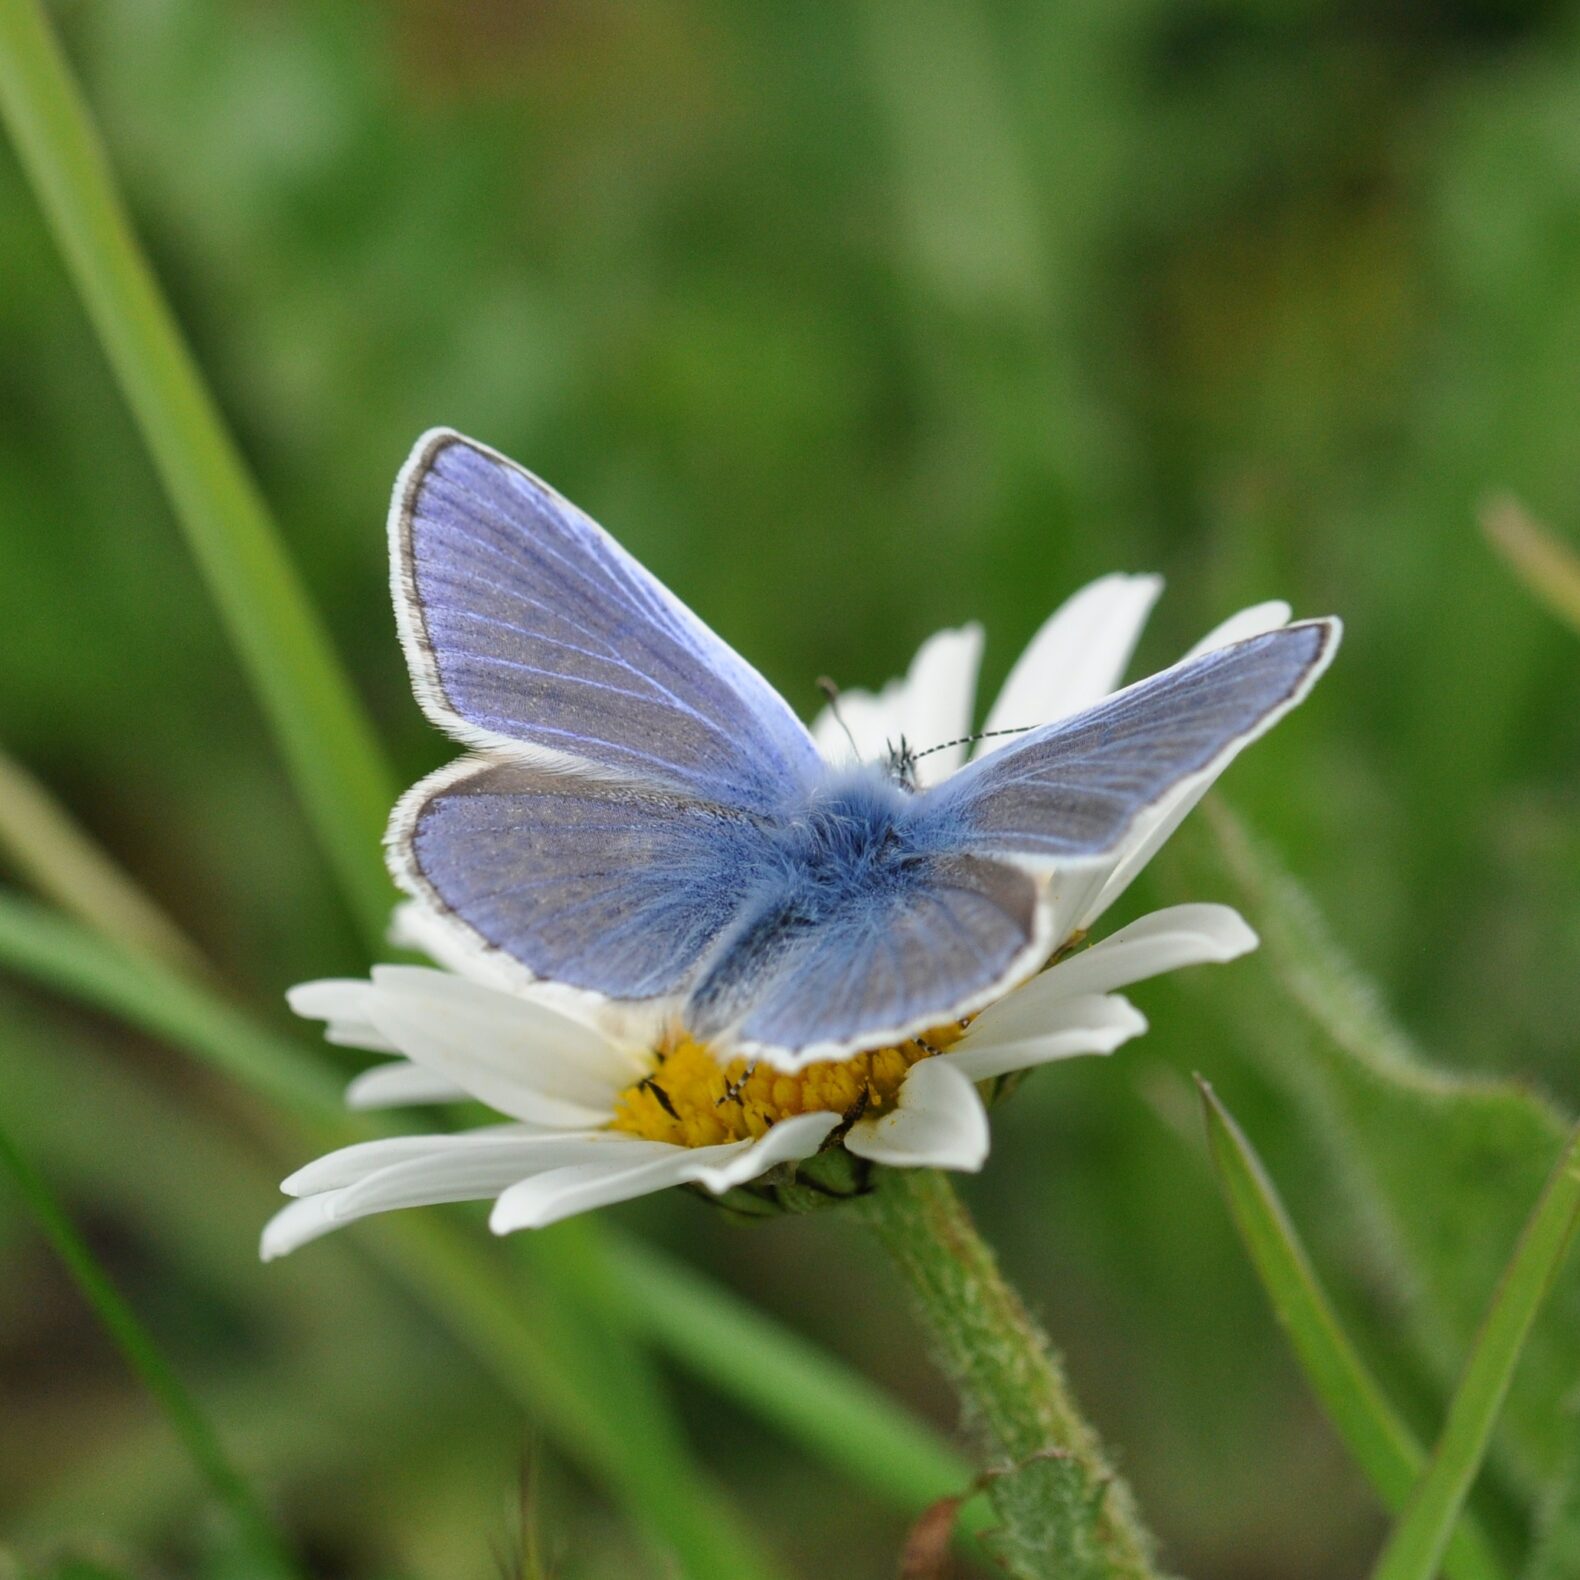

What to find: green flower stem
left=0, top=0, right=394, bottom=949
left=861, top=1166, right=1160, bottom=1580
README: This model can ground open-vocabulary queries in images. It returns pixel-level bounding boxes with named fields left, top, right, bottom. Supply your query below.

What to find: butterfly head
left=885, top=735, right=919, bottom=792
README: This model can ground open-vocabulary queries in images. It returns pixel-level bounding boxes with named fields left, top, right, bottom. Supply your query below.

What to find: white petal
left=811, top=683, right=902, bottom=767
left=330, top=1134, right=639, bottom=1221
left=489, top=1145, right=724, bottom=1233
left=365, top=966, right=643, bottom=1127
left=682, top=1111, right=841, bottom=1193
left=947, top=992, right=1147, bottom=1081
left=898, top=624, right=983, bottom=784
left=978, top=573, right=1163, bottom=752
left=281, top=1125, right=555, bottom=1196
left=811, top=701, right=858, bottom=762
left=324, top=1023, right=399, bottom=1054
left=811, top=624, right=981, bottom=781
left=387, top=899, right=521, bottom=989
left=344, top=1059, right=469, bottom=1110
left=1184, top=600, right=1291, bottom=659
left=266, top=1132, right=668, bottom=1255
left=288, top=978, right=373, bottom=1022
left=261, top=1195, right=345, bottom=1259
left=288, top=978, right=395, bottom=1053
left=846, top=1060, right=989, bottom=1172
left=1076, top=776, right=1212, bottom=930
left=1040, top=865, right=1121, bottom=958
left=1033, top=905, right=1257, bottom=1000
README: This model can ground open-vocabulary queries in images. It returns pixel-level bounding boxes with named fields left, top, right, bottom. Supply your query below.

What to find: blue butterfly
left=386, top=431, right=1338, bottom=1068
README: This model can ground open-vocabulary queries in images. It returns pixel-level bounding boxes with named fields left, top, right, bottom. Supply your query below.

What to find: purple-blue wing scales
left=685, top=855, right=1042, bottom=1059
left=935, top=620, right=1339, bottom=861
left=392, top=759, right=774, bottom=1001
left=391, top=430, right=822, bottom=812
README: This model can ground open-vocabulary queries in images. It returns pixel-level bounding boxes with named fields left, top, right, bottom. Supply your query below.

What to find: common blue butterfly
left=386, top=431, right=1338, bottom=1069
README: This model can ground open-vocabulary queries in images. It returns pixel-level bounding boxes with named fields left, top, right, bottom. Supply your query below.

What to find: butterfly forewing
left=936, top=620, right=1338, bottom=862
left=392, top=431, right=823, bottom=812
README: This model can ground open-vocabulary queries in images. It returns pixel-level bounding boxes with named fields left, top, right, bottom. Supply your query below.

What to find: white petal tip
left=487, top=1202, right=541, bottom=1236
left=259, top=1195, right=341, bottom=1260
left=1214, top=917, right=1260, bottom=961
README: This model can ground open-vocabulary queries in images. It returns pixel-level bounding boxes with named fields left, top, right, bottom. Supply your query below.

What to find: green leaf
left=1199, top=1077, right=1508, bottom=1580
left=0, top=1116, right=302, bottom=1580
left=1205, top=804, right=1579, bottom=1494
left=1372, top=1124, right=1580, bottom=1580
left=0, top=0, right=394, bottom=949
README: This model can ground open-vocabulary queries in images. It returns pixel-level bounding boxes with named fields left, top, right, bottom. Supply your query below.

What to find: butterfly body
left=386, top=430, right=1338, bottom=1067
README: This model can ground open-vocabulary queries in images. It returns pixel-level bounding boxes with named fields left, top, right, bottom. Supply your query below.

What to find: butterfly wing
left=685, top=853, right=1047, bottom=1063
left=933, top=619, right=1340, bottom=862
left=684, top=619, right=1338, bottom=1063
left=388, top=757, right=777, bottom=1014
left=391, top=430, right=823, bottom=811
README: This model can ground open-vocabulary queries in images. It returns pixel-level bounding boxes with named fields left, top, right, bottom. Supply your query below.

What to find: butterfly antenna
left=911, top=724, right=1036, bottom=763
left=817, top=676, right=862, bottom=759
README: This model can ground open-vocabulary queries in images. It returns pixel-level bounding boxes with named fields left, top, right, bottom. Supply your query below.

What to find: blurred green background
left=3, top=0, right=1579, bottom=1576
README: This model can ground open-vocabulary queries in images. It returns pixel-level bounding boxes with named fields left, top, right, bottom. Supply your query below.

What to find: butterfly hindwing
left=687, top=852, right=1044, bottom=1059
left=390, top=757, right=775, bottom=1004
left=392, top=431, right=823, bottom=812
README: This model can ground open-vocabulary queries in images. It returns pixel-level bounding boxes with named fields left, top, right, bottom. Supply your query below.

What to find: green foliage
left=0, top=1117, right=301, bottom=1580
left=1372, top=1124, right=1580, bottom=1580
left=1524, top=1414, right=1580, bottom=1580
left=1205, top=806, right=1580, bottom=1496
left=1200, top=1078, right=1507, bottom=1580
left=0, top=0, right=395, bottom=950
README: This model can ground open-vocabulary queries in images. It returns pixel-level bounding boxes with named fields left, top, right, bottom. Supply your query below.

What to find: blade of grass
left=0, top=0, right=393, bottom=948
left=0, top=893, right=345, bottom=1121
left=0, top=1112, right=302, bottom=1580
left=1480, top=496, right=1580, bottom=636
left=0, top=748, right=207, bottom=979
left=0, top=891, right=982, bottom=1551
left=1198, top=1077, right=1508, bottom=1580
left=1372, top=1124, right=1580, bottom=1580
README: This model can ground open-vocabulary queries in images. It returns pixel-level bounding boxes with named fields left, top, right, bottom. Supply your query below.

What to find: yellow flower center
left=608, top=1026, right=966, bottom=1148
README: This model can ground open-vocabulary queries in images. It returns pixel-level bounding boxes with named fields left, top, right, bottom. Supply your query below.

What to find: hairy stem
left=862, top=1167, right=1161, bottom=1580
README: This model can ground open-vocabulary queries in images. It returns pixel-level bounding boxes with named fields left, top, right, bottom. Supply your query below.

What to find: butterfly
left=385, top=430, right=1339, bottom=1070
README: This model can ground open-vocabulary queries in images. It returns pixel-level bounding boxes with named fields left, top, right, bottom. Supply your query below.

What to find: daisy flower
left=263, top=576, right=1286, bottom=1258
